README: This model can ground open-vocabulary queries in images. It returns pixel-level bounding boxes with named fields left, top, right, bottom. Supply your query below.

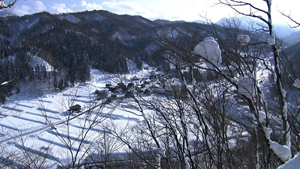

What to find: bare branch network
left=0, top=0, right=17, bottom=9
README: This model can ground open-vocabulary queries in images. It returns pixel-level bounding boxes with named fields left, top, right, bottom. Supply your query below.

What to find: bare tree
left=216, top=0, right=299, bottom=165
left=102, top=4, right=300, bottom=167
left=280, top=11, right=300, bottom=28
left=13, top=136, right=56, bottom=168
left=41, top=89, right=118, bottom=168
left=0, top=126, right=57, bottom=168
left=0, top=0, right=16, bottom=10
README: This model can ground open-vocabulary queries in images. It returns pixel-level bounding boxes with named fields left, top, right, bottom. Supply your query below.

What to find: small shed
left=132, top=75, right=141, bottom=81
left=68, top=104, right=81, bottom=114
left=95, top=89, right=109, bottom=100
left=105, top=84, right=112, bottom=88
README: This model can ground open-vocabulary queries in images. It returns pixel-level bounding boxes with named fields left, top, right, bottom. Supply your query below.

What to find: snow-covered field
left=0, top=64, right=154, bottom=166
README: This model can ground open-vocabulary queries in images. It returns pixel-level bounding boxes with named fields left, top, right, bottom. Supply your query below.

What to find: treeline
left=0, top=11, right=139, bottom=102
left=0, top=51, right=69, bottom=103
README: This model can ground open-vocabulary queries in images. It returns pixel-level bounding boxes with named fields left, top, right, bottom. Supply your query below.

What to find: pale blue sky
left=5, top=0, right=300, bottom=24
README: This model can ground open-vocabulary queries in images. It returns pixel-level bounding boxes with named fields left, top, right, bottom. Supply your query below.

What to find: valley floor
left=0, top=67, right=153, bottom=167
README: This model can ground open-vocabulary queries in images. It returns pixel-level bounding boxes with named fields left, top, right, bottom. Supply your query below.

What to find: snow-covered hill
left=283, top=31, right=300, bottom=46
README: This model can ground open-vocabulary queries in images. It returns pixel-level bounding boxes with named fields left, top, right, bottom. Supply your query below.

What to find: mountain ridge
left=216, top=16, right=300, bottom=39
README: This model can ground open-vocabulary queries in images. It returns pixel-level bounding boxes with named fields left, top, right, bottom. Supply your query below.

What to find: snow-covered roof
left=132, top=75, right=141, bottom=80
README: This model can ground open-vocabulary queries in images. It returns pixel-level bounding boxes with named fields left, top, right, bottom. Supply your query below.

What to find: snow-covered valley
left=0, top=65, right=155, bottom=167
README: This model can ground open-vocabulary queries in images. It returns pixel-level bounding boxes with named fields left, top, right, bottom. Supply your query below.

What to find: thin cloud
left=10, top=0, right=298, bottom=24
left=12, top=1, right=47, bottom=16
left=13, top=5, right=31, bottom=16
left=101, top=0, right=217, bottom=21
left=34, top=1, right=47, bottom=12
left=51, top=3, right=73, bottom=14
left=81, top=0, right=103, bottom=11
left=102, top=1, right=158, bottom=18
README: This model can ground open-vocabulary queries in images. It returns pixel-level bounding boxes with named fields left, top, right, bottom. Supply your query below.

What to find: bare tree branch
left=0, top=0, right=17, bottom=9
left=217, top=0, right=270, bottom=24
left=280, top=11, right=300, bottom=28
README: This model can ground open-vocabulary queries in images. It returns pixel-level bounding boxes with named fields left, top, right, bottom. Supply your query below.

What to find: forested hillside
left=0, top=10, right=240, bottom=101
left=0, top=10, right=159, bottom=101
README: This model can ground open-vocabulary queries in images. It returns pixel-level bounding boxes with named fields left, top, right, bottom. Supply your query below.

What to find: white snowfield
left=0, top=63, right=154, bottom=167
left=278, top=152, right=300, bottom=169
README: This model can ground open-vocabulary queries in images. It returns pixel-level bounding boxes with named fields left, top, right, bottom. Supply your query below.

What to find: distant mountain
left=273, top=24, right=299, bottom=39
left=283, top=31, right=300, bottom=46
left=153, top=19, right=173, bottom=25
left=216, top=16, right=255, bottom=28
left=216, top=16, right=262, bottom=31
left=193, top=20, right=207, bottom=24
left=216, top=16, right=299, bottom=39
left=0, top=9, right=16, bottom=17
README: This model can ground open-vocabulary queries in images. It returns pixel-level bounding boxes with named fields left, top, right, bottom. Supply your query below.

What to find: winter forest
left=1, top=0, right=300, bottom=168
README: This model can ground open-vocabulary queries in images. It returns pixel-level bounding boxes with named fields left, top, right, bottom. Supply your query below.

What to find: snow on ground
left=0, top=64, right=153, bottom=166
left=29, top=54, right=53, bottom=71
left=61, top=14, right=80, bottom=24
left=278, top=152, right=300, bottom=169
left=127, top=59, right=140, bottom=73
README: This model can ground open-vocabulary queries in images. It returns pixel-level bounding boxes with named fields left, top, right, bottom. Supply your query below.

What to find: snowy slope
left=29, top=54, right=53, bottom=71
left=0, top=65, right=154, bottom=167
left=278, top=152, right=300, bottom=169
